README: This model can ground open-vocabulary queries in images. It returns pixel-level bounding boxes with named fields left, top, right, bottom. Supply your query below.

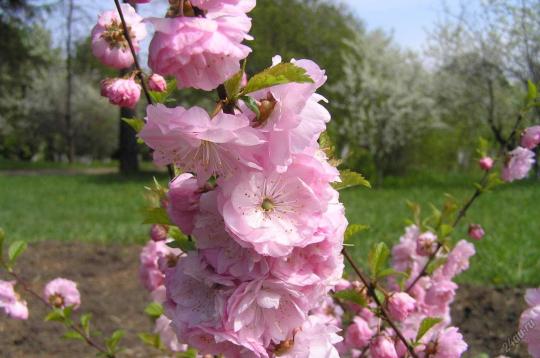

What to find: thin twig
left=7, top=270, right=109, bottom=355
left=342, top=249, right=418, bottom=358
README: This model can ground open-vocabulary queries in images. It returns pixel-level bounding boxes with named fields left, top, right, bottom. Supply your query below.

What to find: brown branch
left=342, top=249, right=418, bottom=358
left=7, top=270, right=109, bottom=355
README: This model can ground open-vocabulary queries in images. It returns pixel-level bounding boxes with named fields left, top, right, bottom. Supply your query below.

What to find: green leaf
left=527, top=80, right=538, bottom=105
left=344, top=224, right=369, bottom=242
left=179, top=348, right=199, bottom=358
left=485, top=172, right=504, bottom=191
left=242, top=62, right=314, bottom=95
left=80, top=314, right=91, bottom=336
left=476, top=137, right=490, bottom=158
left=426, top=257, right=447, bottom=275
left=368, top=242, right=390, bottom=279
left=144, top=302, right=164, bottom=319
left=121, top=117, right=145, bottom=133
left=224, top=69, right=244, bottom=100
left=333, top=289, right=367, bottom=307
left=8, top=241, right=27, bottom=265
left=138, top=332, right=162, bottom=349
left=240, top=95, right=260, bottom=119
left=63, top=330, right=84, bottom=340
left=319, top=131, right=336, bottom=159
left=377, top=268, right=408, bottom=280
left=0, top=228, right=5, bottom=262
left=149, top=79, right=177, bottom=104
left=167, top=227, right=196, bottom=252
left=333, top=170, right=371, bottom=191
left=416, top=317, right=443, bottom=342
left=438, top=224, right=453, bottom=239
left=105, top=330, right=124, bottom=354
left=142, top=207, right=171, bottom=225
left=44, top=308, right=65, bottom=323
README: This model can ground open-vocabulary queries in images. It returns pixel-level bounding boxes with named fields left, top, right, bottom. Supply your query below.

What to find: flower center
left=167, top=0, right=206, bottom=18
left=261, top=197, right=275, bottom=212
left=49, top=293, right=65, bottom=308
left=254, top=93, right=277, bottom=127
left=102, top=21, right=131, bottom=49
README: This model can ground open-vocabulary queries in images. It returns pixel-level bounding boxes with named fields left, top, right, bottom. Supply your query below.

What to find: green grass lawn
left=0, top=170, right=538, bottom=286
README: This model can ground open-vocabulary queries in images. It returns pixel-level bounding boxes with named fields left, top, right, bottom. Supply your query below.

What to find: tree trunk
left=65, top=0, right=75, bottom=162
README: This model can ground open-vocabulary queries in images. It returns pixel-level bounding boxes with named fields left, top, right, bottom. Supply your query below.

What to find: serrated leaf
left=344, top=224, right=369, bottom=242
left=242, top=63, right=314, bottom=95
left=80, top=314, right=91, bottom=336
left=224, top=70, right=244, bottom=100
left=527, top=80, right=538, bottom=105
left=44, top=308, right=65, bottom=322
left=144, top=302, right=164, bottom=319
left=8, top=241, right=27, bottom=265
left=143, top=207, right=171, bottom=225
left=416, top=317, right=443, bottom=342
left=105, top=330, right=124, bottom=354
left=149, top=79, right=177, bottom=104
left=179, top=348, right=199, bottom=358
left=63, top=330, right=84, bottom=340
left=138, top=332, right=162, bottom=349
left=368, top=242, right=390, bottom=279
left=333, top=170, right=371, bottom=191
left=121, top=117, right=145, bottom=133
left=240, top=95, right=260, bottom=119
left=319, top=131, right=336, bottom=159
left=333, top=289, right=367, bottom=307
left=167, top=227, right=195, bottom=252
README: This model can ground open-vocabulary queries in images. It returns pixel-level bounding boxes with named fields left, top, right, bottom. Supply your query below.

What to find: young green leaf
left=80, top=313, right=92, bottom=336
left=149, top=79, right=177, bottom=104
left=121, top=118, right=145, bottom=133
left=368, top=242, right=390, bottom=279
left=44, top=309, right=66, bottom=323
left=142, top=207, right=171, bottom=225
left=415, top=317, right=443, bottom=342
left=527, top=80, right=538, bottom=105
left=63, top=330, right=84, bottom=340
left=240, top=95, right=260, bottom=119
left=105, top=330, right=125, bottom=354
left=476, top=137, right=490, bottom=158
left=144, top=302, right=164, bottom=319
left=333, top=289, right=368, bottom=307
left=138, top=332, right=162, bottom=349
left=224, top=69, right=244, bottom=100
left=319, top=131, right=336, bottom=159
left=8, top=241, right=27, bottom=265
left=344, top=224, right=369, bottom=242
left=242, top=63, right=314, bottom=95
left=332, top=170, right=371, bottom=191
left=179, top=348, right=199, bottom=358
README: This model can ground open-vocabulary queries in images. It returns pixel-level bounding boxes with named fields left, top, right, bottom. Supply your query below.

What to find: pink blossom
left=148, top=73, right=167, bottom=92
left=392, top=225, right=427, bottom=277
left=467, top=224, right=484, bottom=241
left=387, top=292, right=416, bottom=322
left=147, top=1, right=255, bottom=90
left=154, top=315, right=187, bottom=352
left=478, top=156, right=494, bottom=171
left=424, top=278, right=457, bottom=308
left=91, top=4, right=146, bottom=69
left=430, top=327, right=468, bottom=358
left=521, top=288, right=540, bottom=357
left=0, top=280, right=28, bottom=320
left=43, top=278, right=81, bottom=310
left=100, top=78, right=141, bottom=108
left=502, top=146, right=535, bottom=182
left=167, top=173, right=201, bottom=235
left=521, top=125, right=540, bottom=149
left=370, top=335, right=398, bottom=358
left=345, top=316, right=373, bottom=349
left=442, top=240, right=475, bottom=279
left=139, top=240, right=182, bottom=292
left=279, top=314, right=342, bottom=358
left=416, top=231, right=437, bottom=257
left=139, top=104, right=263, bottom=182
left=150, top=224, right=168, bottom=242
left=225, top=278, right=309, bottom=347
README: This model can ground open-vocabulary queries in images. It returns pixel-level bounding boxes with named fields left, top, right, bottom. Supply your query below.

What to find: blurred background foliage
left=0, top=0, right=539, bottom=182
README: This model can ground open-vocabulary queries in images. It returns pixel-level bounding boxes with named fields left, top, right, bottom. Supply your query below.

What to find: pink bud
left=468, top=224, right=485, bottom=240
left=370, top=335, right=398, bottom=358
left=345, top=316, right=373, bottom=349
left=150, top=224, right=168, bottom=242
left=416, top=231, right=437, bottom=256
left=43, top=278, right=81, bottom=310
left=478, top=156, right=494, bottom=171
left=387, top=292, right=416, bottom=321
left=148, top=74, right=167, bottom=92
left=521, top=125, right=540, bottom=149
left=100, top=78, right=141, bottom=108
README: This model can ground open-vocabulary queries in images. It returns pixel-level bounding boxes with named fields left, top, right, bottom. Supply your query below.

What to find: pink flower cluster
left=43, top=278, right=81, bottom=310
left=148, top=0, right=255, bottom=90
left=0, top=280, right=28, bottom=320
left=520, top=288, right=540, bottom=357
left=326, top=225, right=472, bottom=357
left=139, top=58, right=347, bottom=356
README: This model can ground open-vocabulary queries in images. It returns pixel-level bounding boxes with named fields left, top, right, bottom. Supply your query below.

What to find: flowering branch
left=342, top=249, right=419, bottom=358
left=4, top=269, right=110, bottom=356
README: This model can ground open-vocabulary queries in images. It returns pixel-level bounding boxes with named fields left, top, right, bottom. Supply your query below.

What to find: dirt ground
left=0, top=241, right=530, bottom=357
